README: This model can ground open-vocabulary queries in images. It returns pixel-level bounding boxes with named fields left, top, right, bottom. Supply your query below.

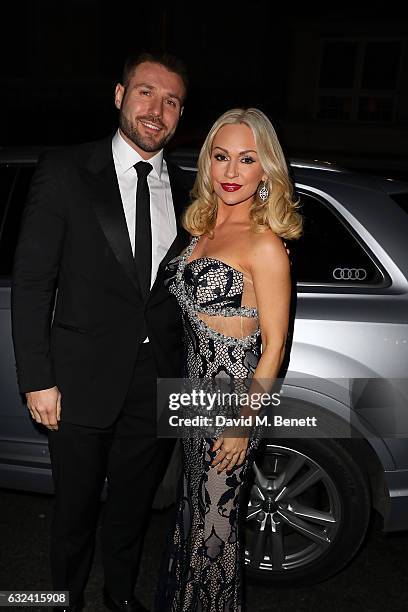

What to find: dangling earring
left=259, top=181, right=269, bottom=202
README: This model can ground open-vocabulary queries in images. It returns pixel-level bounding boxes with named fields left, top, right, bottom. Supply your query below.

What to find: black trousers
left=48, top=343, right=175, bottom=604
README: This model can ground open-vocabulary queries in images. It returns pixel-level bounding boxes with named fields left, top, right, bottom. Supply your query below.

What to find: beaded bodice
left=167, top=236, right=260, bottom=349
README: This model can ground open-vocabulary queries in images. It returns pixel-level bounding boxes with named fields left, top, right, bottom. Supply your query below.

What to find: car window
left=390, top=193, right=408, bottom=215
left=291, top=192, right=384, bottom=287
left=0, top=166, right=35, bottom=278
left=0, top=166, right=17, bottom=223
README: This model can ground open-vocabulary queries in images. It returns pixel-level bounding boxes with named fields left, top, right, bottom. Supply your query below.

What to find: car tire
left=243, top=437, right=371, bottom=587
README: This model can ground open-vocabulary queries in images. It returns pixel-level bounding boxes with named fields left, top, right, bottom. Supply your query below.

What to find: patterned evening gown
left=156, top=236, right=264, bottom=612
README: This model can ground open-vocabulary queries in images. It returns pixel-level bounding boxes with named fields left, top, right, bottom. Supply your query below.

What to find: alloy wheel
left=245, top=443, right=342, bottom=572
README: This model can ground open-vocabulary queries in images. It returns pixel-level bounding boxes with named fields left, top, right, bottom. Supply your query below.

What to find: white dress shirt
left=112, top=130, right=177, bottom=341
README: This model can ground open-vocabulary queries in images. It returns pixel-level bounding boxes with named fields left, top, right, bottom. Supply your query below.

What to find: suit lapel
left=85, top=137, right=142, bottom=295
left=84, top=139, right=192, bottom=302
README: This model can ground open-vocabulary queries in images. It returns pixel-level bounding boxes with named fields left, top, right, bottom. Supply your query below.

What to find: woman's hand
left=211, top=432, right=249, bottom=473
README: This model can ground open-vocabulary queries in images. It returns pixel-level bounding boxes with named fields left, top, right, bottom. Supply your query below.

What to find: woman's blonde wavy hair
left=183, top=108, right=303, bottom=240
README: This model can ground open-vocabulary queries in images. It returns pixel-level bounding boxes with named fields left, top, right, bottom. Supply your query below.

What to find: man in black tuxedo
left=11, top=52, right=193, bottom=612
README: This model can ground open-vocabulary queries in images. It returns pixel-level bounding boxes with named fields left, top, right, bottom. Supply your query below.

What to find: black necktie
left=134, top=161, right=153, bottom=299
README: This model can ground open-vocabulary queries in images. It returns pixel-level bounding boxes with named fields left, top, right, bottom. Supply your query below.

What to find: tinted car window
left=390, top=193, right=408, bottom=215
left=0, top=166, right=17, bottom=222
left=0, top=166, right=35, bottom=278
left=291, top=192, right=384, bottom=287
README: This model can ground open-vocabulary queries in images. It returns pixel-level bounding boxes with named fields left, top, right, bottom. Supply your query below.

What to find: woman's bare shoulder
left=248, top=229, right=287, bottom=261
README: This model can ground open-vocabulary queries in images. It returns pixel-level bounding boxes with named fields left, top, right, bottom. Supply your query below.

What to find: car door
left=287, top=181, right=408, bottom=439
left=0, top=162, right=52, bottom=493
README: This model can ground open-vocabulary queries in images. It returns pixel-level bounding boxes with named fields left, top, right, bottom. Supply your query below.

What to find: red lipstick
left=221, top=183, right=242, bottom=192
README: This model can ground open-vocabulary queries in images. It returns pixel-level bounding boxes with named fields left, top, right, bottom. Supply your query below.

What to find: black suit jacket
left=11, top=136, right=193, bottom=427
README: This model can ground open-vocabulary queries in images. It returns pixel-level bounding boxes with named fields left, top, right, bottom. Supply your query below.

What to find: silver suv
left=1, top=148, right=407, bottom=587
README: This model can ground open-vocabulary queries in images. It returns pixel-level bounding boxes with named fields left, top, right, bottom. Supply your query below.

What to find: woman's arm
left=249, top=230, right=291, bottom=384
left=211, top=231, right=291, bottom=472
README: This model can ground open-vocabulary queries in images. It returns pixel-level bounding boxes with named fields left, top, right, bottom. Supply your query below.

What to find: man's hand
left=26, top=386, right=61, bottom=431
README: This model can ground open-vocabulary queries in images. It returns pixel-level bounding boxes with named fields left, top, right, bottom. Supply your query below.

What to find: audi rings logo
left=332, top=267, right=367, bottom=281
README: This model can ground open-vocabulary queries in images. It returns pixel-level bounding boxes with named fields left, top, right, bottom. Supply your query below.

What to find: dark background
left=1, top=0, right=408, bottom=175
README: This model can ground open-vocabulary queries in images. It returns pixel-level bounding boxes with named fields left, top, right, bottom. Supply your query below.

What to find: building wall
left=283, top=16, right=408, bottom=174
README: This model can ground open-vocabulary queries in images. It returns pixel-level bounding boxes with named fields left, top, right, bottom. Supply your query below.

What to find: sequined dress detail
left=156, top=236, right=263, bottom=612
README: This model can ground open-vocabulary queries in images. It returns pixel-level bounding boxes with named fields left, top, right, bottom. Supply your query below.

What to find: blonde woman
left=157, top=108, right=303, bottom=611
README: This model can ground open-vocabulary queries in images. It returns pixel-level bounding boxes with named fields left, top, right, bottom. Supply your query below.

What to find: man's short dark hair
left=121, top=51, right=189, bottom=101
